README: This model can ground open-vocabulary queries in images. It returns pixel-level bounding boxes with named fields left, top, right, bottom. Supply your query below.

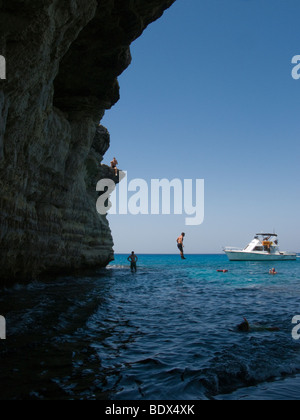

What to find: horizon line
left=115, top=253, right=225, bottom=255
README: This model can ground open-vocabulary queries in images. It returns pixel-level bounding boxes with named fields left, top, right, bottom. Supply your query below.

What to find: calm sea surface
left=1, top=254, right=300, bottom=400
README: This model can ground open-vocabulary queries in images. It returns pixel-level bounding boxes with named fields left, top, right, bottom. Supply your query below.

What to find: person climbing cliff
left=110, top=157, right=118, bottom=177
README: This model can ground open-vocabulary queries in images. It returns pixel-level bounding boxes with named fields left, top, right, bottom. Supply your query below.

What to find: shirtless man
left=177, top=233, right=186, bottom=260
left=128, top=252, right=138, bottom=273
left=110, top=157, right=118, bottom=176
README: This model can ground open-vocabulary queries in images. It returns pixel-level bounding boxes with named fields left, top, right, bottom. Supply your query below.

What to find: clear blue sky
left=102, top=0, right=300, bottom=254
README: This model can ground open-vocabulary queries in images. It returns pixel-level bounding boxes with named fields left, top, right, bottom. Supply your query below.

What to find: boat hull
left=225, top=251, right=297, bottom=262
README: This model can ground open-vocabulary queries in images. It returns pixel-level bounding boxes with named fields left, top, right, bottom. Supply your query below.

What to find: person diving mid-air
left=177, top=233, right=186, bottom=260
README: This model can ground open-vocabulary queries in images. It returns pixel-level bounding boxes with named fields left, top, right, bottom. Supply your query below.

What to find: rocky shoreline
left=0, top=0, right=176, bottom=283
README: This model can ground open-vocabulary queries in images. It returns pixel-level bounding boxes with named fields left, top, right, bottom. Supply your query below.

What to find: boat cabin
left=244, top=234, right=279, bottom=254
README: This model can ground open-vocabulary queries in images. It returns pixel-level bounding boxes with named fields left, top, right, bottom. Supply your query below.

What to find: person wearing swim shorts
left=128, top=252, right=138, bottom=273
left=177, top=233, right=186, bottom=260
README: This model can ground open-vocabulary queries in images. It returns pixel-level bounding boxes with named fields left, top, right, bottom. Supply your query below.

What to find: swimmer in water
left=237, top=318, right=280, bottom=332
left=269, top=268, right=277, bottom=275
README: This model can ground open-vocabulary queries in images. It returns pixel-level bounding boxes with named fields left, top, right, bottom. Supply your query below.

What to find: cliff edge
left=0, top=0, right=176, bottom=282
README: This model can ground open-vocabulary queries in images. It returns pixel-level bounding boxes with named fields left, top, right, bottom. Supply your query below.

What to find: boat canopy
left=256, top=233, right=278, bottom=237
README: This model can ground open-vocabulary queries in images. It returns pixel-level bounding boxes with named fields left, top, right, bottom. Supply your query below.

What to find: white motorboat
left=224, top=233, right=297, bottom=261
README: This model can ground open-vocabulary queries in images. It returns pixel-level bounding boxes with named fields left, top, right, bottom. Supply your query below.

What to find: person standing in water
left=128, top=252, right=138, bottom=273
left=177, top=233, right=186, bottom=260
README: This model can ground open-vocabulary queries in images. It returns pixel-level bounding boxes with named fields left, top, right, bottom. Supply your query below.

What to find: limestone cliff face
left=0, top=0, right=176, bottom=282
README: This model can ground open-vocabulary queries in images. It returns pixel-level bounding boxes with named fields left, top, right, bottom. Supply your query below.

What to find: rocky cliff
left=0, top=0, right=176, bottom=283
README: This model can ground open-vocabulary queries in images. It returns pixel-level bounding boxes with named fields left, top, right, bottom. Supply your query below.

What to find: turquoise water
left=1, top=254, right=300, bottom=400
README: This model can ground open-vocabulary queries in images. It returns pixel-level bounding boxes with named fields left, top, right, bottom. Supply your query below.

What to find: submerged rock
left=0, top=0, right=176, bottom=282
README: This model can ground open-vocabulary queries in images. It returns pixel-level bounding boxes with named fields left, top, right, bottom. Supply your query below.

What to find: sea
left=1, top=254, right=300, bottom=400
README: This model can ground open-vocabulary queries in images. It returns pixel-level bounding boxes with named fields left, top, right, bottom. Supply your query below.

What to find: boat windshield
left=253, top=246, right=264, bottom=251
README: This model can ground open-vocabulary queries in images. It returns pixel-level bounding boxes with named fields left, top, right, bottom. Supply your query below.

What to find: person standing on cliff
left=128, top=252, right=138, bottom=273
left=110, top=157, right=118, bottom=177
left=177, top=233, right=186, bottom=260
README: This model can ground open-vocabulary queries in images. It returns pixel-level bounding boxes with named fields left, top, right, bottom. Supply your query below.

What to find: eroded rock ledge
left=0, top=0, right=175, bottom=282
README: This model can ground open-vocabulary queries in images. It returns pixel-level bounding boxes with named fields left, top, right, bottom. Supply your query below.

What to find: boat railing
left=284, top=251, right=297, bottom=256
